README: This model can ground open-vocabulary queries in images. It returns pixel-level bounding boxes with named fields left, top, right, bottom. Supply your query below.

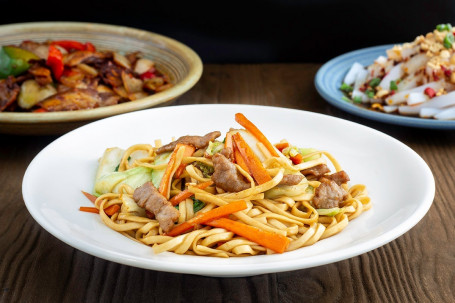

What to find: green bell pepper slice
left=0, top=46, right=40, bottom=78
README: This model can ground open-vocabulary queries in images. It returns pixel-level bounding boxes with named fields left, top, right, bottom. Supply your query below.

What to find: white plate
left=22, top=104, right=435, bottom=277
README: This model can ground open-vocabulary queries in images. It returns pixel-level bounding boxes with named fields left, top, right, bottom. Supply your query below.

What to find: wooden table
left=1, top=64, right=454, bottom=302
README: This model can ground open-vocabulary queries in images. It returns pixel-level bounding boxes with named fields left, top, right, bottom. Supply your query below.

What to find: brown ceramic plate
left=0, top=22, right=202, bottom=135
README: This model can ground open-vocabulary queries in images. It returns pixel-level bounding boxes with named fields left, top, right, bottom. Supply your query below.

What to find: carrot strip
left=232, top=132, right=271, bottom=184
left=206, top=217, right=290, bottom=253
left=104, top=204, right=120, bottom=216
left=166, top=200, right=247, bottom=237
left=232, top=139, right=251, bottom=174
left=159, top=143, right=187, bottom=198
left=235, top=113, right=279, bottom=157
left=290, top=153, right=304, bottom=165
left=81, top=190, right=97, bottom=203
left=174, top=145, right=196, bottom=178
left=169, top=180, right=214, bottom=206
left=79, top=206, right=99, bottom=214
left=275, top=142, right=289, bottom=152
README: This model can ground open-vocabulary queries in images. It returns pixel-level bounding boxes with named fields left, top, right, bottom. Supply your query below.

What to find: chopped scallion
left=444, top=32, right=454, bottom=49
left=340, top=82, right=353, bottom=92
left=341, top=96, right=351, bottom=103
left=365, top=89, right=375, bottom=98
left=353, top=96, right=362, bottom=103
left=390, top=80, right=398, bottom=91
left=192, top=197, right=205, bottom=213
left=369, top=77, right=381, bottom=88
left=436, top=23, right=452, bottom=32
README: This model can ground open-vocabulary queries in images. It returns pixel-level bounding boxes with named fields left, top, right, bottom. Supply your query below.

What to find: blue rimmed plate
left=315, top=45, right=455, bottom=130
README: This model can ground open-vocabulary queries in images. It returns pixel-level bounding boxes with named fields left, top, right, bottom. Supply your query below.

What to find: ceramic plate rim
left=315, top=44, right=455, bottom=130
left=22, top=104, right=435, bottom=277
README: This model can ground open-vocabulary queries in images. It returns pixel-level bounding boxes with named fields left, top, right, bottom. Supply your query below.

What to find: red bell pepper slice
left=140, top=69, right=156, bottom=80
left=46, top=45, right=64, bottom=80
left=51, top=40, right=96, bottom=52
left=51, top=40, right=86, bottom=51
left=85, top=42, right=96, bottom=52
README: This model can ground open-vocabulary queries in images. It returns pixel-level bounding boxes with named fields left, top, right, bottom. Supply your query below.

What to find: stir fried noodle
left=86, top=114, right=371, bottom=257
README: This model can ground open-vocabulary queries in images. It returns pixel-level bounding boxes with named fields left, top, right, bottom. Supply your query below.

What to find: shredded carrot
left=79, top=206, right=99, bottom=214
left=169, top=180, right=214, bottom=206
left=79, top=204, right=120, bottom=216
left=232, top=139, right=251, bottom=174
left=174, top=145, right=196, bottom=178
left=159, top=143, right=187, bottom=198
left=166, top=200, right=247, bottom=237
left=104, top=204, right=120, bottom=216
left=206, top=217, right=290, bottom=253
left=232, top=132, right=271, bottom=184
left=275, top=142, right=289, bottom=152
left=81, top=190, right=97, bottom=203
left=235, top=113, right=279, bottom=157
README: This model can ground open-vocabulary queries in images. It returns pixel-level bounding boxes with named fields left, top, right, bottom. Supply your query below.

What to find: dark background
left=1, top=0, right=454, bottom=63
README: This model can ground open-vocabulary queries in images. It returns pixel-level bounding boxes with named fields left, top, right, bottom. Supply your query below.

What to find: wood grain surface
left=1, top=64, right=454, bottom=303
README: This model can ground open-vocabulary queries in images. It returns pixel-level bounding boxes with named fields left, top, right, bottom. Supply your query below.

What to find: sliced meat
left=211, top=153, right=250, bottom=192
left=100, top=61, right=124, bottom=87
left=98, top=92, right=122, bottom=107
left=324, top=170, right=350, bottom=186
left=60, top=72, right=99, bottom=90
left=279, top=174, right=304, bottom=186
left=301, top=164, right=330, bottom=179
left=156, top=131, right=222, bottom=154
left=126, top=51, right=141, bottom=67
left=219, top=147, right=233, bottom=161
left=37, top=88, right=100, bottom=111
left=28, top=64, right=53, bottom=86
left=313, top=177, right=348, bottom=209
left=64, top=51, right=110, bottom=67
left=0, top=76, right=20, bottom=111
left=133, top=182, right=179, bottom=233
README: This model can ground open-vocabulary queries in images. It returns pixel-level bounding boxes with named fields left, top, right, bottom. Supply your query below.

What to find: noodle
left=87, top=118, right=371, bottom=258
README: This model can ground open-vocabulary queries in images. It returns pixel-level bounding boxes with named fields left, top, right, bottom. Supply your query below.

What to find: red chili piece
left=424, top=87, right=436, bottom=98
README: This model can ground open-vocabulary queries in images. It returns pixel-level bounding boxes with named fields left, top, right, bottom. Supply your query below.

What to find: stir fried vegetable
left=0, top=46, right=39, bottom=78
left=0, top=39, right=172, bottom=113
